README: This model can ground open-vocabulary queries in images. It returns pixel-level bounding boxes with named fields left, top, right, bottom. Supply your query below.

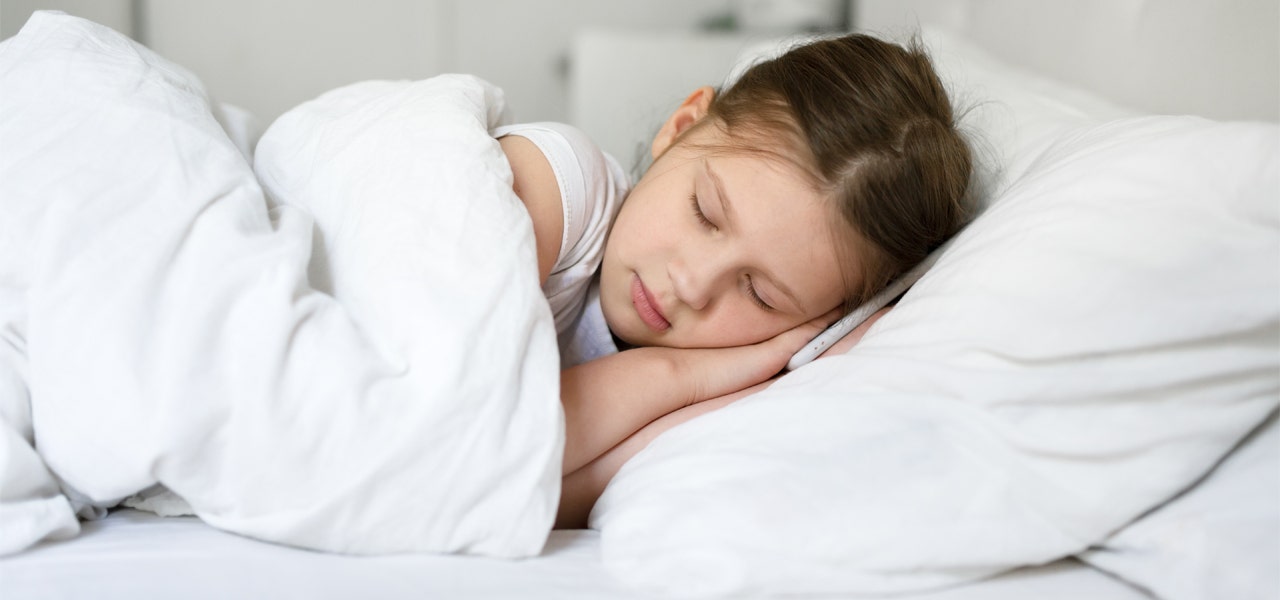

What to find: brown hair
left=682, top=33, right=972, bottom=309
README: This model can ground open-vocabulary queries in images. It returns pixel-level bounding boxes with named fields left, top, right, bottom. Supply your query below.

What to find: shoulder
left=497, top=122, right=630, bottom=283
left=495, top=122, right=624, bottom=196
left=498, top=133, right=559, bottom=210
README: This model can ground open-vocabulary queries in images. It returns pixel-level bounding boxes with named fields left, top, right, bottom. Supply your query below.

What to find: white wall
left=570, top=31, right=766, bottom=171
left=144, top=0, right=449, bottom=122
left=448, top=0, right=735, bottom=123
left=1, top=0, right=132, bottom=39
left=856, top=0, right=1280, bottom=122
left=139, top=0, right=736, bottom=125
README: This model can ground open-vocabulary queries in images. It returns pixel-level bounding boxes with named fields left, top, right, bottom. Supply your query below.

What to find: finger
left=793, top=307, right=844, bottom=338
left=768, top=310, right=840, bottom=353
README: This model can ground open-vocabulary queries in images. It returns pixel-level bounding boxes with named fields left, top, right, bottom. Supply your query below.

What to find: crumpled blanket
left=0, top=11, right=562, bottom=557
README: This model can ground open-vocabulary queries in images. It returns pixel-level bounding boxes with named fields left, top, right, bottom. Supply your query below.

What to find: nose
left=668, top=251, right=728, bottom=312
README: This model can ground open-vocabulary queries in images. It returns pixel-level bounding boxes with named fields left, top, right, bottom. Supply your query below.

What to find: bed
left=1, top=1, right=1277, bottom=599
left=3, top=508, right=1158, bottom=600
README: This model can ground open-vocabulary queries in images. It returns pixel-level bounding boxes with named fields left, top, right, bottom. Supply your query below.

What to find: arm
left=559, top=319, right=826, bottom=474
left=555, top=307, right=892, bottom=529
left=500, top=134, right=562, bottom=284
left=556, top=380, right=769, bottom=529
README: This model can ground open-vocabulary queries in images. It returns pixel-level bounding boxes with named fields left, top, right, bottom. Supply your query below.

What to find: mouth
left=631, top=274, right=671, bottom=332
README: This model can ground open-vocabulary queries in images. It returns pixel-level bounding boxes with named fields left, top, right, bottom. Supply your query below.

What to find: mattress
left=0, top=510, right=1148, bottom=600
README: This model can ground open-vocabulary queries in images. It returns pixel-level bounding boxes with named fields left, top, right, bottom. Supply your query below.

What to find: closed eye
left=744, top=275, right=774, bottom=311
left=690, top=193, right=716, bottom=230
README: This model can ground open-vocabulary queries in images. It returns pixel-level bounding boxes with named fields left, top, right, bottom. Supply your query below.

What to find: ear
left=651, top=86, right=715, bottom=159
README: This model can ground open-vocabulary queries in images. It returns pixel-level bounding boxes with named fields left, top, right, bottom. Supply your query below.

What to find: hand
left=682, top=308, right=843, bottom=402
left=559, top=309, right=849, bottom=477
left=752, top=308, right=845, bottom=375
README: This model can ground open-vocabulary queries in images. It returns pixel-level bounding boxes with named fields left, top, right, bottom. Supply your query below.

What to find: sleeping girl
left=493, top=34, right=973, bottom=527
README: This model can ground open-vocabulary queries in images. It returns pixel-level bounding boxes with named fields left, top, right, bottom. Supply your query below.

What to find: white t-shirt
left=493, top=122, right=629, bottom=367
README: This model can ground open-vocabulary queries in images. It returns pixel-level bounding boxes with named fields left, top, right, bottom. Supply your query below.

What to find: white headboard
left=856, top=0, right=1280, bottom=122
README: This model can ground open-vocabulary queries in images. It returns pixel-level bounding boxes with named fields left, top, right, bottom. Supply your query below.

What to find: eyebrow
left=705, top=160, right=807, bottom=315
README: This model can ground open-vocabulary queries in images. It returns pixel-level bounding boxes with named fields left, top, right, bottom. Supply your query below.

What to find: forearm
left=559, top=342, right=789, bottom=475
left=556, top=380, right=770, bottom=529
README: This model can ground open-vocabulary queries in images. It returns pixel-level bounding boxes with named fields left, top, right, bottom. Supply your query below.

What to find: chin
left=613, top=320, right=656, bottom=348
left=600, top=300, right=641, bottom=347
left=605, top=314, right=670, bottom=349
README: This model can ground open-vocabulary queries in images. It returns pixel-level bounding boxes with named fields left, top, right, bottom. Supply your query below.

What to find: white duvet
left=0, top=12, right=562, bottom=557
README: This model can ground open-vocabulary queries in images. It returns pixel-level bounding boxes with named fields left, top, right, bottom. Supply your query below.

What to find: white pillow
left=591, top=30, right=1280, bottom=598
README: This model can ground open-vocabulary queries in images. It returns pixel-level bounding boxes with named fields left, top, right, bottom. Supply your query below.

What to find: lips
left=631, top=275, right=671, bottom=332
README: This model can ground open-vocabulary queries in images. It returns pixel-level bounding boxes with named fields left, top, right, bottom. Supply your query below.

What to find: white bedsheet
left=0, top=12, right=561, bottom=558
left=0, top=509, right=1150, bottom=600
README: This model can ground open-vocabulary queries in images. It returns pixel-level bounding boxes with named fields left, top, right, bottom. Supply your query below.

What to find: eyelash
left=744, top=275, right=773, bottom=311
left=689, top=193, right=716, bottom=230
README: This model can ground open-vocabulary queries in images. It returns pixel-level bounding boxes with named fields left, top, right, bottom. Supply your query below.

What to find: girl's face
left=599, top=121, right=854, bottom=349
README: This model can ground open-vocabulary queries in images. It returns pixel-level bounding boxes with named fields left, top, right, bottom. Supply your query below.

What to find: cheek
left=609, top=198, right=658, bottom=247
left=611, top=205, right=684, bottom=264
